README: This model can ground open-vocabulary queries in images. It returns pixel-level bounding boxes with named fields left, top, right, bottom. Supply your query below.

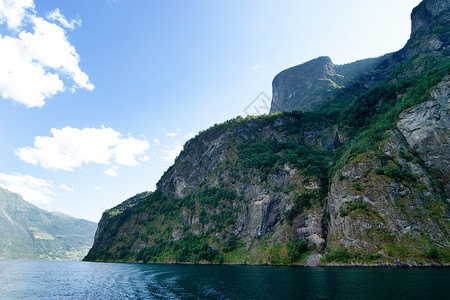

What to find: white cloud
left=0, top=173, right=54, bottom=204
left=167, top=132, right=177, bottom=137
left=0, top=0, right=93, bottom=107
left=161, top=144, right=183, bottom=163
left=251, top=64, right=260, bottom=70
left=60, top=184, right=74, bottom=192
left=0, top=0, right=34, bottom=30
left=0, top=34, right=65, bottom=107
left=104, top=165, right=119, bottom=177
left=113, top=137, right=149, bottom=166
left=152, top=138, right=159, bottom=145
left=93, top=186, right=102, bottom=191
left=15, top=126, right=149, bottom=173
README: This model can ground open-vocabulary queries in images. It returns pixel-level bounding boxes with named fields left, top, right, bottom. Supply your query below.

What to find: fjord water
left=0, top=260, right=449, bottom=299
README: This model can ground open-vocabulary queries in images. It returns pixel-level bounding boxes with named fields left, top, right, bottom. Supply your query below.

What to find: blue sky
left=0, top=0, right=421, bottom=222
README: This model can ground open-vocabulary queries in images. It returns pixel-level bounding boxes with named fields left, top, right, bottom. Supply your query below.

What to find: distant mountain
left=85, top=0, right=449, bottom=266
left=0, top=187, right=97, bottom=260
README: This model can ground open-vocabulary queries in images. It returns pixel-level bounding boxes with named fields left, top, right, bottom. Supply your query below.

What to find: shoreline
left=82, top=259, right=450, bottom=268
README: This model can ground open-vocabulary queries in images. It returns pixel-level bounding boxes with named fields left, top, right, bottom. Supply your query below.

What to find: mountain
left=85, top=0, right=450, bottom=266
left=0, top=187, right=97, bottom=260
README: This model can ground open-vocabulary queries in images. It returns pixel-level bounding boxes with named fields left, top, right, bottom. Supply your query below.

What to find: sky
left=0, top=0, right=422, bottom=222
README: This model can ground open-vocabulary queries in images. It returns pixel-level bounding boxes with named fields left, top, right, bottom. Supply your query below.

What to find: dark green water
left=0, top=260, right=448, bottom=299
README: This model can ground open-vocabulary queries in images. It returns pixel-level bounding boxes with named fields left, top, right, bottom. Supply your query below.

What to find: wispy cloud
left=0, top=0, right=93, bottom=107
left=93, top=186, right=102, bottom=191
left=0, top=173, right=54, bottom=204
left=60, top=184, right=74, bottom=192
left=167, top=132, right=177, bottom=137
left=251, top=64, right=260, bottom=70
left=46, top=8, right=81, bottom=30
left=15, top=126, right=149, bottom=173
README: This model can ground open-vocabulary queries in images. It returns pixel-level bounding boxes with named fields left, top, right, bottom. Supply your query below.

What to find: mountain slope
left=0, top=187, right=97, bottom=260
left=85, top=0, right=450, bottom=265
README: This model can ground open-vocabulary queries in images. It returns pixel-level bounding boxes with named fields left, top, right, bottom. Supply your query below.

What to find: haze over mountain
left=85, top=0, right=449, bottom=266
left=0, top=187, right=97, bottom=260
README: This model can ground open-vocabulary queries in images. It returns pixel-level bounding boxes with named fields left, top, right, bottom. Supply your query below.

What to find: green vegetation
left=339, top=200, right=369, bottom=218
left=86, top=186, right=241, bottom=263
left=322, top=248, right=384, bottom=264
left=427, top=245, right=440, bottom=259
left=383, top=165, right=416, bottom=184
left=339, top=206, right=348, bottom=218
left=288, top=239, right=309, bottom=263
left=136, top=234, right=224, bottom=263
left=285, top=189, right=325, bottom=224
left=322, top=248, right=354, bottom=263
left=238, top=139, right=332, bottom=184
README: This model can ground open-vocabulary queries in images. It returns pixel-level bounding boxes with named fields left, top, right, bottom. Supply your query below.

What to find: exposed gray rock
left=406, top=0, right=450, bottom=57
left=305, top=253, right=322, bottom=266
left=328, top=128, right=450, bottom=253
left=397, top=76, right=450, bottom=196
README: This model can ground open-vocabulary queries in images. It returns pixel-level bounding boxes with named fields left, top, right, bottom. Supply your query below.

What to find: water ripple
left=0, top=260, right=449, bottom=299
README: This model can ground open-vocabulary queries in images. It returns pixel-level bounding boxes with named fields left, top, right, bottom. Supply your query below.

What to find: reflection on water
left=0, top=260, right=449, bottom=299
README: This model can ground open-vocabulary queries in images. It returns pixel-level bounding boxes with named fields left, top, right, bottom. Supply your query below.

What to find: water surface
left=0, top=260, right=448, bottom=299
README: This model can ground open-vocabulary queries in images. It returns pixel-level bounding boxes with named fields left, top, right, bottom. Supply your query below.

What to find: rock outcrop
left=397, top=77, right=450, bottom=196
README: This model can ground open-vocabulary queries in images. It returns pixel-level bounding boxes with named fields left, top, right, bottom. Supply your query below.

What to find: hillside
left=85, top=0, right=450, bottom=266
left=0, top=187, right=97, bottom=260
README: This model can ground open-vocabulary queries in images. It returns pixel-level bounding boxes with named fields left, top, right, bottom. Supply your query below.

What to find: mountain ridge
left=0, top=187, right=97, bottom=260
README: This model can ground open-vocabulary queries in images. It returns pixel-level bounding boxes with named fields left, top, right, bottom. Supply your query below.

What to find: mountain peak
left=411, top=0, right=449, bottom=35
left=269, top=56, right=339, bottom=113
left=406, top=0, right=450, bottom=57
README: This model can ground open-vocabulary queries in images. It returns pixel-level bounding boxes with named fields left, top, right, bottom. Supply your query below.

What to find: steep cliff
left=85, top=0, right=450, bottom=265
left=86, top=114, right=339, bottom=263
left=269, top=56, right=384, bottom=113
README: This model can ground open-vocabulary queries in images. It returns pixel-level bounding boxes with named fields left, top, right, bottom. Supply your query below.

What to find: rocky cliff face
left=397, top=77, right=450, bottom=196
left=407, top=0, right=450, bottom=57
left=86, top=114, right=340, bottom=263
left=269, top=56, right=384, bottom=113
left=85, top=0, right=450, bottom=265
